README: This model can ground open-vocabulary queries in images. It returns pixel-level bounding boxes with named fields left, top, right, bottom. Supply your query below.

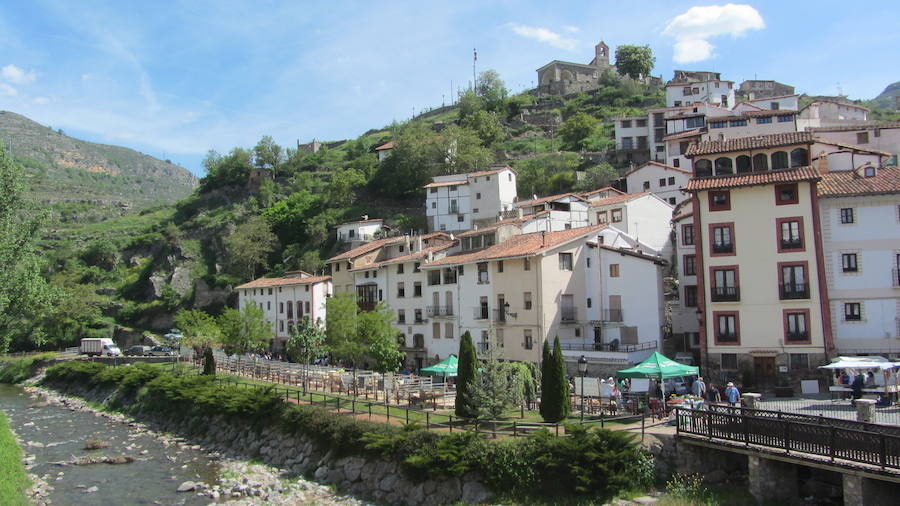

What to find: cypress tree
left=552, top=336, right=571, bottom=420
left=202, top=347, right=216, bottom=376
left=455, top=331, right=479, bottom=419
left=539, top=339, right=553, bottom=421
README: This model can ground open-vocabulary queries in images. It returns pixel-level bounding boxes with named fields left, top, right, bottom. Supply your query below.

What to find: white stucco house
left=588, top=191, right=674, bottom=255
left=424, top=166, right=517, bottom=232
left=335, top=217, right=385, bottom=250
left=623, top=161, right=693, bottom=206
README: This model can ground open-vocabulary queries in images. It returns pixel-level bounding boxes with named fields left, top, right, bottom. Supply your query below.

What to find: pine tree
left=455, top=331, right=479, bottom=419
left=553, top=336, right=571, bottom=420
left=539, top=339, right=553, bottom=421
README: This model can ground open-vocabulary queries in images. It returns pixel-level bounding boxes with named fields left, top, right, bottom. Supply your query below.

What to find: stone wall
left=45, top=381, right=491, bottom=505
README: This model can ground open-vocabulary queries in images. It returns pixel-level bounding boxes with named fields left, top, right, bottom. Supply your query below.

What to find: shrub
left=0, top=353, right=58, bottom=383
left=666, top=473, right=712, bottom=504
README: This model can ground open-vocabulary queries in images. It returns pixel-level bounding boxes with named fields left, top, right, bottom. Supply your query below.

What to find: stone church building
left=536, top=41, right=616, bottom=96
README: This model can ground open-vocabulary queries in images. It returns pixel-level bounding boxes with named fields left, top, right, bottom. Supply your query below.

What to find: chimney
left=416, top=235, right=423, bottom=252
left=362, top=214, right=368, bottom=220
left=541, top=231, right=546, bottom=247
left=517, top=208, right=524, bottom=219
left=818, top=152, right=829, bottom=173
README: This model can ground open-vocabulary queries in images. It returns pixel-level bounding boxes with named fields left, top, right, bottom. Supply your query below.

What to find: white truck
left=80, top=338, right=121, bottom=357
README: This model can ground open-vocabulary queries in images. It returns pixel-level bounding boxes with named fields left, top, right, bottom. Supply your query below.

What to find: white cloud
left=508, top=23, right=577, bottom=51
left=32, top=96, right=50, bottom=105
left=0, top=82, right=16, bottom=96
left=662, top=4, right=765, bottom=63
left=564, top=25, right=579, bottom=33
left=1, top=64, right=36, bottom=84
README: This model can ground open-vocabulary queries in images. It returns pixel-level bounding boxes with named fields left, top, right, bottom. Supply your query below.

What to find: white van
left=80, top=338, right=121, bottom=357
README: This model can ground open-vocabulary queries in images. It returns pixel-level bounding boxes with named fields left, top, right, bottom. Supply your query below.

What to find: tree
left=575, top=163, right=620, bottom=192
left=476, top=69, right=508, bottom=112
left=0, top=145, right=57, bottom=352
left=327, top=167, right=365, bottom=204
left=468, top=328, right=516, bottom=420
left=457, top=89, right=483, bottom=123
left=225, top=215, right=278, bottom=280
left=461, top=110, right=504, bottom=147
left=325, top=292, right=361, bottom=365
left=539, top=339, right=553, bottom=422
left=540, top=336, right=571, bottom=423
left=218, top=304, right=272, bottom=360
left=286, top=316, right=327, bottom=390
left=506, top=361, right=538, bottom=410
left=515, top=153, right=581, bottom=198
left=174, top=309, right=221, bottom=375
left=558, top=112, right=598, bottom=151
left=358, top=303, right=403, bottom=373
left=455, top=331, right=480, bottom=419
left=615, top=45, right=655, bottom=80
left=253, top=135, right=284, bottom=175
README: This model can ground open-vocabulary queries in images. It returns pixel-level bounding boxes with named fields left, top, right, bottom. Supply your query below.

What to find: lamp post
left=578, top=355, right=588, bottom=422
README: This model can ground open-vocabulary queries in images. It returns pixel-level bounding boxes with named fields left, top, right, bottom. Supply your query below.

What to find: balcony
left=473, top=307, right=490, bottom=320
left=561, top=307, right=577, bottom=322
left=426, top=305, right=454, bottom=317
left=779, top=282, right=809, bottom=300
left=712, top=243, right=734, bottom=254
left=477, top=272, right=490, bottom=285
left=357, top=301, right=377, bottom=312
left=786, top=331, right=810, bottom=342
left=559, top=341, right=657, bottom=353
left=600, top=309, right=624, bottom=322
left=780, top=238, right=803, bottom=250
left=893, top=269, right=900, bottom=287
left=710, top=286, right=740, bottom=302
left=478, top=342, right=490, bottom=353
left=492, top=309, right=507, bottom=324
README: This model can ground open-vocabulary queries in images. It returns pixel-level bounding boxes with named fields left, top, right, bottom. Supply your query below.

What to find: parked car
left=148, top=346, right=175, bottom=357
left=124, top=345, right=151, bottom=356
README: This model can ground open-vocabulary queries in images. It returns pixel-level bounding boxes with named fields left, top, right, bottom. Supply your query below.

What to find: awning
left=617, top=352, right=699, bottom=379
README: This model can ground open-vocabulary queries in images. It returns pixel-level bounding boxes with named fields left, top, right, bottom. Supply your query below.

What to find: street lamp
left=578, top=355, right=588, bottom=422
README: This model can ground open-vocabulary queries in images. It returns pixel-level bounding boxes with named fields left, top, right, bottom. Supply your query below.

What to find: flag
left=473, top=48, right=477, bottom=61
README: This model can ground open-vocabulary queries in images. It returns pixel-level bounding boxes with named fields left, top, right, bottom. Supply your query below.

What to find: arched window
left=790, top=148, right=809, bottom=168
left=736, top=155, right=752, bottom=174
left=772, top=151, right=789, bottom=170
left=694, top=159, right=712, bottom=177
left=752, top=153, right=769, bottom=172
left=714, top=157, right=734, bottom=176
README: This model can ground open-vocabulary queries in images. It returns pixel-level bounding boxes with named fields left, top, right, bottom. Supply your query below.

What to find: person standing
left=691, top=376, right=707, bottom=397
left=707, top=383, right=722, bottom=403
left=725, top=382, right=740, bottom=407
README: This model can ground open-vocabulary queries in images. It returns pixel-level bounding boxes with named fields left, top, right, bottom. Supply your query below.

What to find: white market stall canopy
left=819, top=356, right=900, bottom=371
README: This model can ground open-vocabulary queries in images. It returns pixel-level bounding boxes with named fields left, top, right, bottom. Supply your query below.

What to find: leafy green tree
left=476, top=69, right=508, bottom=112
left=505, top=93, right=535, bottom=119
left=457, top=89, right=483, bottom=123
left=558, top=112, right=598, bottom=151
left=455, top=330, right=480, bottom=419
left=468, top=328, right=515, bottom=420
left=505, top=361, right=538, bottom=410
left=198, top=147, right=253, bottom=193
left=575, top=162, right=620, bottom=192
left=80, top=241, right=119, bottom=270
left=253, top=135, right=285, bottom=175
left=540, top=336, right=570, bottom=423
left=286, top=316, right=327, bottom=390
left=159, top=284, right=181, bottom=312
left=0, top=145, right=57, bottom=352
left=174, top=309, right=221, bottom=375
left=358, top=303, right=403, bottom=372
left=461, top=110, right=504, bottom=147
left=218, top=304, right=273, bottom=358
left=263, top=189, right=319, bottom=244
left=225, top=215, right=278, bottom=280
left=614, top=45, right=656, bottom=80
left=327, top=167, right=365, bottom=204
left=515, top=153, right=581, bottom=198
left=325, top=292, right=360, bottom=365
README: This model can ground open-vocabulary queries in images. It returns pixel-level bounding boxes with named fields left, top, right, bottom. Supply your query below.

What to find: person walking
left=851, top=373, right=865, bottom=404
left=707, top=383, right=722, bottom=403
left=691, top=376, right=707, bottom=397
left=725, top=382, right=740, bottom=407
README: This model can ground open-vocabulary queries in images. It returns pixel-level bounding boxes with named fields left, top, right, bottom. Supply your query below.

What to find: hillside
left=0, top=110, right=198, bottom=211
left=871, top=81, right=900, bottom=110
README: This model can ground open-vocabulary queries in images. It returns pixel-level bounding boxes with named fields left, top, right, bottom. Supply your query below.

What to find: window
left=682, top=224, right=694, bottom=246
left=840, top=208, right=854, bottom=224
left=476, top=192, right=481, bottom=200
left=790, top=353, right=809, bottom=370
left=864, top=166, right=876, bottom=177
left=780, top=263, right=808, bottom=300
left=397, top=264, right=404, bottom=274
left=844, top=302, right=862, bottom=321
left=268, top=288, right=273, bottom=295
left=771, top=184, right=799, bottom=206
left=428, top=270, right=441, bottom=286
left=682, top=87, right=692, bottom=95
left=445, top=323, right=454, bottom=340
left=372, top=270, right=377, bottom=278
left=611, top=209, right=623, bottom=222
left=714, top=157, right=733, bottom=176
left=736, top=155, right=751, bottom=174
left=784, top=310, right=810, bottom=343
left=497, top=260, right=504, bottom=273
left=306, top=301, right=310, bottom=313
left=756, top=116, right=772, bottom=124
left=753, top=153, right=768, bottom=172
left=683, top=255, right=696, bottom=276
left=711, top=267, right=739, bottom=301
left=449, top=199, right=458, bottom=213
left=414, top=282, right=422, bottom=297
left=714, top=311, right=739, bottom=344
left=668, top=197, right=677, bottom=205
left=587, top=298, right=592, bottom=308
left=267, top=301, right=271, bottom=310
left=559, top=253, right=573, bottom=271
left=524, top=292, right=532, bottom=310
left=397, top=282, right=405, bottom=298
left=711, top=224, right=734, bottom=255
left=597, top=211, right=608, bottom=224
left=684, top=286, right=698, bottom=307
left=668, top=176, right=675, bottom=185
left=473, top=208, right=479, bottom=213
left=674, top=100, right=682, bottom=106
left=430, top=187, right=437, bottom=194
left=636, top=119, right=647, bottom=127
left=609, top=264, right=620, bottom=277
left=399, top=245, right=405, bottom=253
left=778, top=218, right=804, bottom=252
left=449, top=185, right=457, bottom=191
left=622, top=137, right=633, bottom=149
left=414, top=262, right=421, bottom=273
left=432, top=322, right=441, bottom=340
left=721, top=353, right=738, bottom=370
left=496, top=328, right=505, bottom=348
left=708, top=190, right=731, bottom=211
left=686, top=116, right=705, bottom=129
left=659, top=178, right=666, bottom=187
left=279, top=302, right=284, bottom=314
left=729, top=119, right=747, bottom=127
left=772, top=151, right=788, bottom=169
left=524, top=257, right=531, bottom=271
left=777, top=115, right=793, bottom=123
left=398, top=309, right=406, bottom=324
left=477, top=262, right=489, bottom=284
left=709, top=120, right=727, bottom=129
left=673, top=159, right=680, bottom=168
left=789, top=148, right=808, bottom=168
left=694, top=159, right=712, bottom=177
left=857, top=132, right=869, bottom=144
left=414, top=309, right=423, bottom=323
left=770, top=102, right=780, bottom=110
left=523, top=329, right=533, bottom=350
left=621, top=119, right=632, bottom=128
left=841, top=253, right=858, bottom=273
left=679, top=141, right=690, bottom=154
left=643, top=181, right=650, bottom=190
left=334, top=263, right=340, bottom=272
left=457, top=215, right=464, bottom=223
left=431, top=202, right=437, bottom=209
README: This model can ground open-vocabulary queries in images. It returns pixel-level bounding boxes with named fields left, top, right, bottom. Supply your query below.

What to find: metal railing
left=472, top=307, right=490, bottom=320
left=561, top=308, right=577, bottom=322
left=675, top=405, right=900, bottom=470
left=492, top=309, right=506, bottom=323
left=712, top=243, right=734, bottom=254
left=779, top=283, right=809, bottom=300
left=711, top=286, right=740, bottom=302
left=426, top=305, right=454, bottom=317
left=893, top=269, right=900, bottom=288
left=559, top=341, right=657, bottom=353
left=781, top=239, right=803, bottom=250
left=600, top=309, right=624, bottom=322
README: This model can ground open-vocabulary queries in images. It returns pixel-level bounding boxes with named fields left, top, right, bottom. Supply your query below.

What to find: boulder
left=344, top=457, right=364, bottom=482
left=147, top=275, right=166, bottom=300
left=177, top=481, right=196, bottom=492
left=461, top=480, right=491, bottom=504
left=379, top=474, right=398, bottom=492
left=192, top=279, right=231, bottom=310
left=169, top=266, right=193, bottom=296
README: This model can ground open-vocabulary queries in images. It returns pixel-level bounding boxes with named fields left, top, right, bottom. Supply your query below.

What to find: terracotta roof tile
left=580, top=186, right=625, bottom=198
left=236, top=275, right=331, bottom=290
left=468, top=165, right=516, bottom=178
left=426, top=225, right=605, bottom=267
left=349, top=244, right=455, bottom=271
left=663, top=129, right=704, bottom=141
left=423, top=179, right=467, bottom=189
left=814, top=139, right=892, bottom=157
left=818, top=166, right=900, bottom=198
left=684, top=166, right=821, bottom=192
left=623, top=161, right=692, bottom=177
left=742, top=110, right=797, bottom=117
left=685, top=131, right=813, bottom=156
left=589, top=191, right=650, bottom=208
left=514, top=192, right=586, bottom=208
left=374, top=141, right=395, bottom=150
left=807, top=121, right=900, bottom=133
left=327, top=233, right=449, bottom=262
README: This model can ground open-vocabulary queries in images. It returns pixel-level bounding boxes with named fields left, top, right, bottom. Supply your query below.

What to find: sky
left=1, top=1, right=898, bottom=176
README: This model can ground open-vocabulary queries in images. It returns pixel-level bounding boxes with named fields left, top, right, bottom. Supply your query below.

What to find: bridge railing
left=675, top=407, right=900, bottom=470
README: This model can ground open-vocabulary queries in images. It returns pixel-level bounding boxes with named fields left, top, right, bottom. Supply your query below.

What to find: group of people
left=836, top=370, right=896, bottom=406
left=690, top=377, right=741, bottom=406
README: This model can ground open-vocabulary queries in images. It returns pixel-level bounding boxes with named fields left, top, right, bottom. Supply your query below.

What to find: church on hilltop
left=536, top=41, right=616, bottom=96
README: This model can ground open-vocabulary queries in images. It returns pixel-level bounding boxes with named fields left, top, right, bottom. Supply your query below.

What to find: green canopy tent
left=419, top=355, right=458, bottom=378
left=617, top=352, right=699, bottom=379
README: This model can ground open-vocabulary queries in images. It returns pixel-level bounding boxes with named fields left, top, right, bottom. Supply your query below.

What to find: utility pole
left=473, top=48, right=477, bottom=94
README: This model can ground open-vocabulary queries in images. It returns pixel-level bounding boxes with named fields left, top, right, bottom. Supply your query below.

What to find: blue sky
left=1, top=1, right=897, bottom=176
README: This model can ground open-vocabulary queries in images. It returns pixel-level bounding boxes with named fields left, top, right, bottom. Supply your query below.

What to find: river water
left=0, top=383, right=218, bottom=505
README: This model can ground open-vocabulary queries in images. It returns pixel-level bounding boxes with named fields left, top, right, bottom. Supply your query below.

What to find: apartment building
left=513, top=193, right=591, bottom=231
left=798, top=100, right=869, bottom=130
left=623, top=161, right=693, bottom=205
left=738, top=80, right=795, bottom=100
left=580, top=186, right=626, bottom=202
left=236, top=272, right=332, bottom=352
left=817, top=166, right=900, bottom=356
left=685, top=134, right=832, bottom=386
left=334, top=217, right=384, bottom=251
left=671, top=200, right=701, bottom=357
left=666, top=71, right=735, bottom=108
left=424, top=166, right=517, bottom=232
left=588, top=191, right=674, bottom=254
left=809, top=122, right=900, bottom=165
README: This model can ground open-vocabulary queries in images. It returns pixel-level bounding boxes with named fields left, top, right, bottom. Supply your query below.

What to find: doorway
left=753, top=356, right=776, bottom=390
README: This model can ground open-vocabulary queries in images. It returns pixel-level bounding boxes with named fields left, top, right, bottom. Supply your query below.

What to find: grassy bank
left=0, top=411, right=30, bottom=506
left=0, top=353, right=58, bottom=383
left=43, top=361, right=654, bottom=504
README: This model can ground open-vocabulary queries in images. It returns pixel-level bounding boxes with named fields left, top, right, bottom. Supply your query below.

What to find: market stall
left=617, top=352, right=700, bottom=417
left=819, top=356, right=900, bottom=401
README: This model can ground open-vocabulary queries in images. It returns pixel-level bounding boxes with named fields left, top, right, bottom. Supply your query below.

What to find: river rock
left=177, top=481, right=196, bottom=492
left=85, top=486, right=98, bottom=493
left=462, top=480, right=491, bottom=504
